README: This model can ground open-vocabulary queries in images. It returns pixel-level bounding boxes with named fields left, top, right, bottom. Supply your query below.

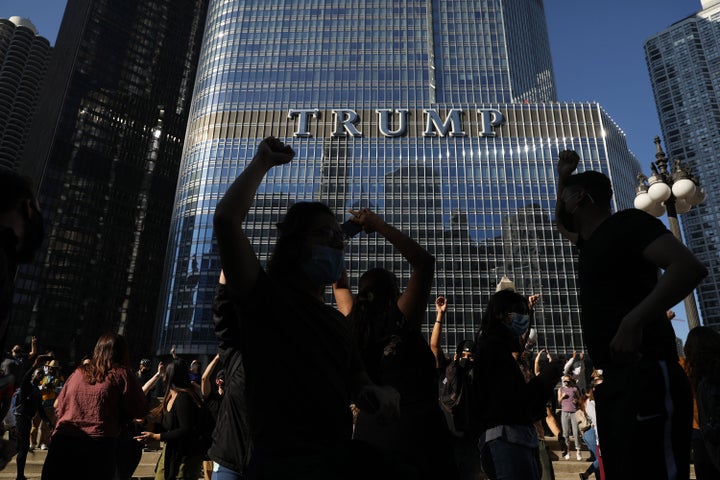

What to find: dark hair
left=267, top=201, right=335, bottom=279
left=80, top=332, right=130, bottom=384
left=0, top=170, right=36, bottom=213
left=684, top=326, right=720, bottom=386
left=479, top=289, right=529, bottom=338
left=161, top=359, right=202, bottom=409
left=349, top=268, right=400, bottom=352
left=563, top=171, right=613, bottom=205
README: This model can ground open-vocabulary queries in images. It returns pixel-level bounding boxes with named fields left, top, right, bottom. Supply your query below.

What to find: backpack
left=440, top=361, right=473, bottom=432
left=696, top=376, right=720, bottom=470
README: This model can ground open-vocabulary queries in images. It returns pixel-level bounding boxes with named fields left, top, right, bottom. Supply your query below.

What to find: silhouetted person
left=556, top=150, right=707, bottom=480
left=213, top=137, right=399, bottom=480
left=334, top=208, right=456, bottom=479
left=683, top=327, right=720, bottom=479
left=471, top=290, right=560, bottom=480
left=0, top=171, right=44, bottom=351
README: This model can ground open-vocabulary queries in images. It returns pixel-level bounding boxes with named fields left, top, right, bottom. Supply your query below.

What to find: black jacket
left=471, top=324, right=560, bottom=433
left=207, top=284, right=251, bottom=475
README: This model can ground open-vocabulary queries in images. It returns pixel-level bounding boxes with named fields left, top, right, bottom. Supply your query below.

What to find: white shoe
left=576, top=451, right=582, bottom=461
left=564, top=453, right=570, bottom=460
left=39, top=444, right=48, bottom=450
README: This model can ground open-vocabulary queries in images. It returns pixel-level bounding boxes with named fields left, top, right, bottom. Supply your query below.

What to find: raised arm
left=555, top=150, right=580, bottom=245
left=332, top=268, right=354, bottom=317
left=142, top=362, right=165, bottom=395
left=430, top=296, right=447, bottom=367
left=201, top=354, right=221, bottom=397
left=349, top=208, right=435, bottom=326
left=610, top=233, right=707, bottom=355
left=214, top=137, right=295, bottom=298
left=534, top=348, right=546, bottom=376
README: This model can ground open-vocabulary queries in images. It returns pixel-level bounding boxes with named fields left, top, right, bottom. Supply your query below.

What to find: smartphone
left=341, top=219, right=363, bottom=239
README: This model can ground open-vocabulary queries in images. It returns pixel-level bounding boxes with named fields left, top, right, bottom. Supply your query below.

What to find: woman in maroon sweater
left=41, top=332, right=147, bottom=480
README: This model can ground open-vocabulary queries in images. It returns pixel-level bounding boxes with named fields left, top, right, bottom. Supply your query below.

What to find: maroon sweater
left=53, top=366, right=147, bottom=438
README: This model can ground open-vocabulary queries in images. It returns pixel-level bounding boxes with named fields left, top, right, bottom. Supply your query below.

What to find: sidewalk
left=0, top=439, right=697, bottom=479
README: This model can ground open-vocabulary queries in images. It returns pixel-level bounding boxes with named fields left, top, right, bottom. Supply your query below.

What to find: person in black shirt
left=14, top=355, right=53, bottom=480
left=213, top=137, right=399, bottom=480
left=555, top=150, right=708, bottom=480
left=0, top=171, right=44, bottom=352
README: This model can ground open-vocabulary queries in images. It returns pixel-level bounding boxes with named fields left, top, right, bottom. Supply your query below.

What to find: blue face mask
left=507, top=312, right=530, bottom=337
left=301, top=245, right=344, bottom=286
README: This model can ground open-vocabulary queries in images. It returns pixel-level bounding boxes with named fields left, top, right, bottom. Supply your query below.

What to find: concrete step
left=0, top=448, right=165, bottom=480
left=0, top=438, right=698, bottom=479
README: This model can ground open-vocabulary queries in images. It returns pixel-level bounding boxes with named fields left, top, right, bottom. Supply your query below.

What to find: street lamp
left=633, top=136, right=705, bottom=330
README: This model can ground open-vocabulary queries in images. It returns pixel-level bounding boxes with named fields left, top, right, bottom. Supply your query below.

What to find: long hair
left=348, top=268, right=400, bottom=353
left=80, top=332, right=130, bottom=384
left=478, top=289, right=529, bottom=339
left=267, top=201, right=335, bottom=280
left=684, top=326, right=720, bottom=387
left=161, top=359, right=202, bottom=409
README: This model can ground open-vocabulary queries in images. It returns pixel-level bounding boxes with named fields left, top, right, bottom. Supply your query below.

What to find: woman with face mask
left=213, top=137, right=399, bottom=480
left=331, top=207, right=457, bottom=479
left=471, top=290, right=561, bottom=480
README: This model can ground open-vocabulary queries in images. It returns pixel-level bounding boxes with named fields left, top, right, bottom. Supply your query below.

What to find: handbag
left=575, top=409, right=592, bottom=432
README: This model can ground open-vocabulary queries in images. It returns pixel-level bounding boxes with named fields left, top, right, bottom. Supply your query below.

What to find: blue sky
left=1, top=0, right=702, bottom=341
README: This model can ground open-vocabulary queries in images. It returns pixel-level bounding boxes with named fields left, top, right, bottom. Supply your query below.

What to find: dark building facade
left=156, top=0, right=640, bottom=356
left=10, top=0, right=208, bottom=363
left=0, top=17, right=51, bottom=172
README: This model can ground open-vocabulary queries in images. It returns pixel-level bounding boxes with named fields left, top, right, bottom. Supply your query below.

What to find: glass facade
left=645, top=3, right=720, bottom=329
left=158, top=0, right=639, bottom=356
left=10, top=0, right=208, bottom=363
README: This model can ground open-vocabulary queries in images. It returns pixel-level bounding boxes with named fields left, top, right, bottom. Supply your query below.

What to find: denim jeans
left=482, top=438, right=541, bottom=480
left=582, top=428, right=600, bottom=479
left=212, top=462, right=243, bottom=480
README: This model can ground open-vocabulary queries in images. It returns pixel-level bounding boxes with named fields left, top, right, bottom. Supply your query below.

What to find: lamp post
left=633, top=136, right=706, bottom=330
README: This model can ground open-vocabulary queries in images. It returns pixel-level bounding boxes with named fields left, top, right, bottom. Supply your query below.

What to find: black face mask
left=458, top=357, right=470, bottom=368
left=16, top=203, right=45, bottom=264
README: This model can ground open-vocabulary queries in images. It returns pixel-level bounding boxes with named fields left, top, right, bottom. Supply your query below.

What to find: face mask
left=458, top=357, right=469, bottom=368
left=508, top=312, right=530, bottom=337
left=301, top=244, right=344, bottom=286
left=17, top=204, right=45, bottom=264
left=43, top=366, right=49, bottom=375
left=562, top=381, right=569, bottom=387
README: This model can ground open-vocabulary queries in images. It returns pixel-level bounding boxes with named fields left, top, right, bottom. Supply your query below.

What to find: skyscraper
left=157, top=0, right=640, bottom=356
left=0, top=17, right=51, bottom=172
left=645, top=0, right=720, bottom=329
left=10, top=0, right=208, bottom=362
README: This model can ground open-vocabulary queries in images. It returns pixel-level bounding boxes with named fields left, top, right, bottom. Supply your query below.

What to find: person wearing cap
left=37, top=359, right=64, bottom=450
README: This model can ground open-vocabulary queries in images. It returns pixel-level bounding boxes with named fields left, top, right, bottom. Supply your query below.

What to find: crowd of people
left=0, top=142, right=718, bottom=480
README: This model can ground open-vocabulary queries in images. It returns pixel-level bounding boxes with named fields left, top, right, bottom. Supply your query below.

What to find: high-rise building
left=645, top=0, right=720, bottom=329
left=10, top=0, right=208, bottom=363
left=0, top=17, right=51, bottom=172
left=157, top=0, right=640, bottom=356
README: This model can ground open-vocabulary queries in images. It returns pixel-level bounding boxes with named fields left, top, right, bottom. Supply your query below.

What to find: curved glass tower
left=157, top=0, right=639, bottom=356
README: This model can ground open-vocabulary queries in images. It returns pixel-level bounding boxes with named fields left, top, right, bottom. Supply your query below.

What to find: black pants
left=41, top=433, right=117, bottom=480
left=595, top=358, right=691, bottom=480
left=15, top=414, right=32, bottom=478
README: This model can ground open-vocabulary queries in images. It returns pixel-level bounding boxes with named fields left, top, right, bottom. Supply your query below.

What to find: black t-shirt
left=236, top=270, right=363, bottom=456
left=577, top=209, right=678, bottom=368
